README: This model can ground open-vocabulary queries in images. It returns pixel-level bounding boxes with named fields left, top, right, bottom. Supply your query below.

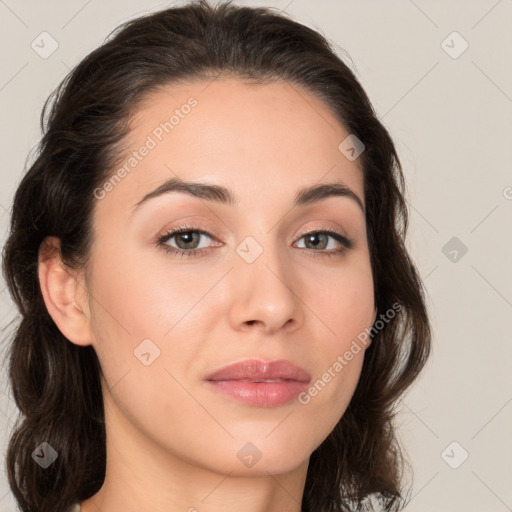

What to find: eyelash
left=156, top=224, right=354, bottom=260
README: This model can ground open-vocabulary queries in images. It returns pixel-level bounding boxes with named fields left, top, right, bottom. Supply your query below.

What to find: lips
left=205, top=359, right=311, bottom=383
left=204, top=359, right=311, bottom=407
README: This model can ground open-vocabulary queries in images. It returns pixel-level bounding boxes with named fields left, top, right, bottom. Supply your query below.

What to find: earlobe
left=38, top=236, right=92, bottom=346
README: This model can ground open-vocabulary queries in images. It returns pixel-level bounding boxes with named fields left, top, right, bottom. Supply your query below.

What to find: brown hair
left=1, top=1, right=431, bottom=511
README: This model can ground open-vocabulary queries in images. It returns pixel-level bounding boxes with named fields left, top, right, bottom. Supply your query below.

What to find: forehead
left=98, top=77, right=364, bottom=218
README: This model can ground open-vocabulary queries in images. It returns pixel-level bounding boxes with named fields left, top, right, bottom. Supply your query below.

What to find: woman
left=1, top=1, right=431, bottom=511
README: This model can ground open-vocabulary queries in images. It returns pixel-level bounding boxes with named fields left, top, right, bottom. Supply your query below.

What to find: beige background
left=1, top=1, right=511, bottom=510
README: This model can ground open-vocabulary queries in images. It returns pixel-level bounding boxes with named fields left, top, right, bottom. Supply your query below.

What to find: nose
left=227, top=243, right=305, bottom=335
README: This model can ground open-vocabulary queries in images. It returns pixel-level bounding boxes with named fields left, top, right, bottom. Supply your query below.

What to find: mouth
left=204, top=359, right=311, bottom=408
left=236, top=379, right=288, bottom=383
left=205, top=358, right=311, bottom=382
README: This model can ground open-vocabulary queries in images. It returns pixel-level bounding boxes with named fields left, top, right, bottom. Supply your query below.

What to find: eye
left=294, top=228, right=353, bottom=258
left=156, top=225, right=354, bottom=259
left=156, top=225, right=215, bottom=259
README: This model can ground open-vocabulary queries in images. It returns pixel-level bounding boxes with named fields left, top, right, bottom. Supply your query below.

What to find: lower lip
left=205, top=380, right=309, bottom=407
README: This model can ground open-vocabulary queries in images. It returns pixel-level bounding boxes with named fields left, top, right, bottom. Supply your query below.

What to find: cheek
left=88, top=245, right=202, bottom=339
left=87, top=248, right=223, bottom=395
left=87, top=256, right=198, bottom=440
left=313, top=257, right=375, bottom=344
left=299, top=258, right=374, bottom=416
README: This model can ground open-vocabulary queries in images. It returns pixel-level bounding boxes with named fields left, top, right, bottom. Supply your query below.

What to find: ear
left=38, top=236, right=92, bottom=346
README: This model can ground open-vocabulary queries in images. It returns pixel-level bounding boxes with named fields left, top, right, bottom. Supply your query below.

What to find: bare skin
left=38, top=77, right=376, bottom=512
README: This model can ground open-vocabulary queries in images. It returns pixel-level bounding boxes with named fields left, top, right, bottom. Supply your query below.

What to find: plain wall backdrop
left=0, top=1, right=511, bottom=511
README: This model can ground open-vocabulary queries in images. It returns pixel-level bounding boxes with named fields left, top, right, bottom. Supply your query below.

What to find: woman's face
left=82, top=77, right=376, bottom=476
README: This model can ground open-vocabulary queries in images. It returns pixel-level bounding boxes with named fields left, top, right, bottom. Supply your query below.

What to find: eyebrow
left=131, top=177, right=365, bottom=215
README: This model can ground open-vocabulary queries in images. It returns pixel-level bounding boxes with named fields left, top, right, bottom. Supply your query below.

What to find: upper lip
left=205, top=359, right=311, bottom=383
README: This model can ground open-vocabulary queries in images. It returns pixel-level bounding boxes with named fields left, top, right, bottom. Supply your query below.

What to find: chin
left=199, top=437, right=313, bottom=476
